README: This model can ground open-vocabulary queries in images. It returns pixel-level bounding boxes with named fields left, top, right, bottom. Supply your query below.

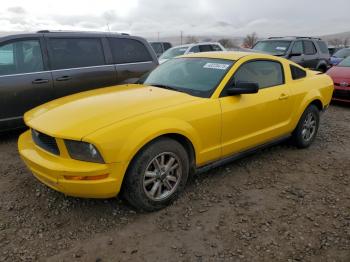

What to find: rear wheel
left=317, top=65, right=327, bottom=73
left=122, top=138, right=189, bottom=212
left=292, top=104, right=320, bottom=148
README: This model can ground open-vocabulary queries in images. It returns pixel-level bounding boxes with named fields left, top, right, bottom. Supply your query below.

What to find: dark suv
left=0, top=31, right=158, bottom=131
left=252, top=37, right=330, bottom=72
left=150, top=42, right=172, bottom=57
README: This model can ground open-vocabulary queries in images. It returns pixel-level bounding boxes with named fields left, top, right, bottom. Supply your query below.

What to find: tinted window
left=333, top=48, right=350, bottom=58
left=189, top=45, right=200, bottom=53
left=151, top=42, right=163, bottom=54
left=290, top=65, right=306, bottom=80
left=0, top=40, right=44, bottom=76
left=317, top=41, right=329, bottom=54
left=160, top=46, right=188, bottom=59
left=109, top=38, right=152, bottom=64
left=337, top=56, right=350, bottom=67
left=163, top=43, right=172, bottom=51
left=49, top=38, right=105, bottom=70
left=199, top=45, right=213, bottom=52
left=234, top=60, right=284, bottom=89
left=292, top=41, right=304, bottom=54
left=211, top=45, right=223, bottom=51
left=304, top=41, right=317, bottom=55
left=143, top=58, right=234, bottom=98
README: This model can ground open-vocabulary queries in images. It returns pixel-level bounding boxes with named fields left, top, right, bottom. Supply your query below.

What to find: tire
left=317, top=66, right=327, bottom=73
left=122, top=138, right=189, bottom=212
left=292, top=104, right=320, bottom=148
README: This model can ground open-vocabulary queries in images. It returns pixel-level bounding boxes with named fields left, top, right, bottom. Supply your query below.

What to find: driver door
left=219, top=59, right=293, bottom=157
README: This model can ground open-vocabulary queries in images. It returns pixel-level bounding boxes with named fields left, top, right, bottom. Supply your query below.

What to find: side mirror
left=290, top=51, right=302, bottom=57
left=226, top=81, right=259, bottom=95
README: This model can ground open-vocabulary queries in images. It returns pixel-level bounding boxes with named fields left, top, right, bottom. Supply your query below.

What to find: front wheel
left=292, top=104, right=320, bottom=148
left=122, top=138, right=189, bottom=212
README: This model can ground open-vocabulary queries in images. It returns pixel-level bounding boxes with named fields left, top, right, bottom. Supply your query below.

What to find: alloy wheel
left=301, top=112, right=317, bottom=142
left=143, top=152, right=182, bottom=201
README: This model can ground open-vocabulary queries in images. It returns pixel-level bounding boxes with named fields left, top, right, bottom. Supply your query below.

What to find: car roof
left=0, top=31, right=134, bottom=41
left=171, top=42, right=222, bottom=49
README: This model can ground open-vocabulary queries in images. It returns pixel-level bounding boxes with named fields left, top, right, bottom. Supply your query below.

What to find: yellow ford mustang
left=18, top=52, right=333, bottom=211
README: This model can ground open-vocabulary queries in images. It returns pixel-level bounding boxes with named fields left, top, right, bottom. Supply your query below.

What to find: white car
left=159, top=42, right=226, bottom=64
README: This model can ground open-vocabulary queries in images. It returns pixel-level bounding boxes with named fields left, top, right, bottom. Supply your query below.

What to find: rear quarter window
left=290, top=65, right=306, bottom=80
left=317, top=41, right=329, bottom=54
left=109, top=38, right=152, bottom=64
left=163, top=43, right=172, bottom=51
left=211, top=45, right=223, bottom=51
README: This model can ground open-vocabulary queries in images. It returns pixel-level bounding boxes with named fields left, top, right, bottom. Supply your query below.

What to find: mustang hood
left=25, top=84, right=196, bottom=139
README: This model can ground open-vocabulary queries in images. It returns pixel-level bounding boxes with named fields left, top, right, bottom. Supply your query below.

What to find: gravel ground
left=0, top=104, right=349, bottom=262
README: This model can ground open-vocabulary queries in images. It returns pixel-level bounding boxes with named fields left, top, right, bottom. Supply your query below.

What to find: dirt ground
left=0, top=104, right=349, bottom=262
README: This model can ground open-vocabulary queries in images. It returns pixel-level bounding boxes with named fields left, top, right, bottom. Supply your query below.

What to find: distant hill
left=320, top=31, right=350, bottom=41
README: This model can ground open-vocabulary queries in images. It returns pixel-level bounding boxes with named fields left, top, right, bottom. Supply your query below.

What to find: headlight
left=64, top=140, right=104, bottom=163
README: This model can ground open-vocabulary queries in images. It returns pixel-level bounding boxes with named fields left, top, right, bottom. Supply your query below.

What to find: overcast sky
left=1, top=0, right=349, bottom=38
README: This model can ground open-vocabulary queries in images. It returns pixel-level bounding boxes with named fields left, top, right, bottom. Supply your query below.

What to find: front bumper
left=332, top=86, right=350, bottom=102
left=18, top=130, right=125, bottom=198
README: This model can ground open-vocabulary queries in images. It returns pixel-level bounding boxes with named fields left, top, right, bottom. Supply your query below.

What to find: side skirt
left=196, top=134, right=291, bottom=174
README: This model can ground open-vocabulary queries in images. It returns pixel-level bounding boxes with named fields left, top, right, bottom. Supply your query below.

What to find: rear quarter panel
left=289, top=71, right=334, bottom=130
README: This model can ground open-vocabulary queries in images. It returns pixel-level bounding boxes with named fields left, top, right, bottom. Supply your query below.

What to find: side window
left=189, top=45, right=200, bottom=53
left=199, top=45, right=213, bottom=52
left=109, top=38, right=152, bottom=64
left=292, top=41, right=304, bottom=54
left=234, top=60, right=284, bottom=89
left=211, top=45, right=222, bottom=51
left=0, top=40, right=44, bottom=76
left=303, top=41, right=317, bottom=55
left=317, top=41, right=329, bottom=54
left=163, top=43, right=172, bottom=51
left=48, top=38, right=105, bottom=70
left=290, top=65, right=306, bottom=80
left=151, top=43, right=163, bottom=54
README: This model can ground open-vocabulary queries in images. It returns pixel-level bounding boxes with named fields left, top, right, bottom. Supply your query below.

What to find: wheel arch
left=309, top=99, right=323, bottom=111
left=316, top=61, right=328, bottom=72
left=119, top=132, right=197, bottom=195
left=292, top=97, right=323, bottom=132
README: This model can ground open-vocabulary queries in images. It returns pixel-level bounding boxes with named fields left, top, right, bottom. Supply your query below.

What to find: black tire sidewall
left=122, top=138, right=189, bottom=212
left=293, top=105, right=320, bottom=148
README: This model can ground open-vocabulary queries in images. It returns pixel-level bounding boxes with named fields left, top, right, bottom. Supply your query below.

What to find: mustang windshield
left=143, top=58, right=234, bottom=97
left=253, top=40, right=291, bottom=55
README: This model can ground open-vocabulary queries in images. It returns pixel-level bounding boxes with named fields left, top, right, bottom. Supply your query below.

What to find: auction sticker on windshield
left=276, top=46, right=287, bottom=51
left=203, top=63, right=230, bottom=70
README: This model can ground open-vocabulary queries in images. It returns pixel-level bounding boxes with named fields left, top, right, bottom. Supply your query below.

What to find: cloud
left=0, top=0, right=349, bottom=38
left=7, top=6, right=26, bottom=14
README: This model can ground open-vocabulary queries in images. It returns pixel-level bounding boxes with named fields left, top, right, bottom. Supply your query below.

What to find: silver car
left=159, top=42, right=226, bottom=64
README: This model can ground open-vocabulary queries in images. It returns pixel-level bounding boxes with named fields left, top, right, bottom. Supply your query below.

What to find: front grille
left=32, top=129, right=60, bottom=155
left=333, top=89, right=350, bottom=100
left=334, top=82, right=349, bottom=87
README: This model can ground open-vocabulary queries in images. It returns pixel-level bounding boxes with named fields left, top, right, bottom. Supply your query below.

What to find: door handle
left=32, top=79, right=49, bottom=84
left=56, top=76, right=72, bottom=81
left=279, top=93, right=289, bottom=100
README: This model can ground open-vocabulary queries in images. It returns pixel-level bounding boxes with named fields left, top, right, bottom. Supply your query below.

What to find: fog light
left=64, top=174, right=109, bottom=181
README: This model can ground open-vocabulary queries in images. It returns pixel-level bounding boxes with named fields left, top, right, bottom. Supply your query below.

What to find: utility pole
left=157, top=32, right=160, bottom=41
left=180, top=31, right=183, bottom=45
